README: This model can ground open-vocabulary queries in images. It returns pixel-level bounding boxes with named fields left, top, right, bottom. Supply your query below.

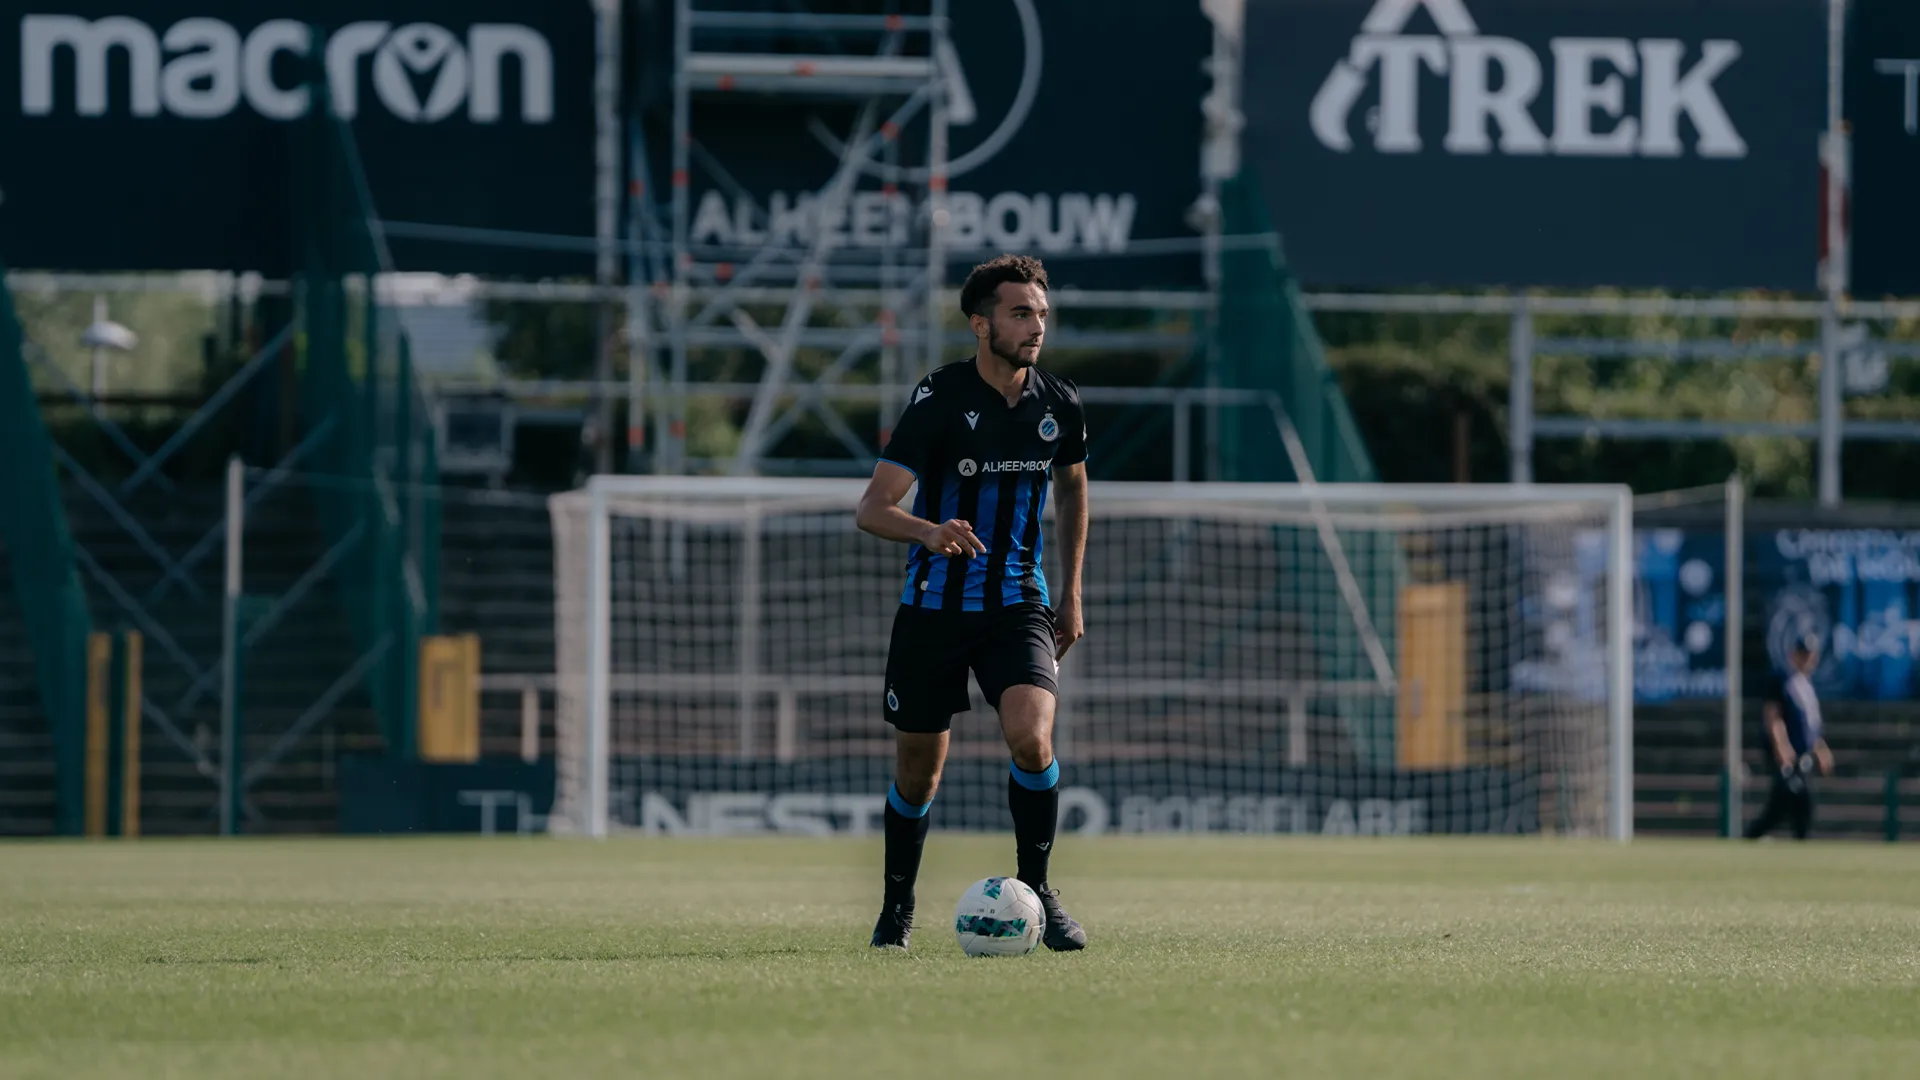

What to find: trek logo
left=18, top=15, right=554, bottom=123
left=1310, top=0, right=1747, bottom=158
left=1876, top=59, right=1920, bottom=135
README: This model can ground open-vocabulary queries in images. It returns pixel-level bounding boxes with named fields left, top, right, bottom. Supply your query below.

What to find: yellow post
left=84, top=632, right=110, bottom=837
left=1396, top=583, right=1469, bottom=770
left=120, top=632, right=142, bottom=838
left=418, top=634, right=481, bottom=763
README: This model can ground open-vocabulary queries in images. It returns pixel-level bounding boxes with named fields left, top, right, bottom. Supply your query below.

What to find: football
left=953, top=876, right=1044, bottom=957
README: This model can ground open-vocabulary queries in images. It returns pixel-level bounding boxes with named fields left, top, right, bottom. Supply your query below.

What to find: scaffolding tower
left=636, top=0, right=957, bottom=475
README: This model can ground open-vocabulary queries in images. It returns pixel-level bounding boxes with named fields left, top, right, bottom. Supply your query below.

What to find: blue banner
left=1634, top=528, right=1730, bottom=703
left=1755, top=529, right=1920, bottom=701
left=615, top=758, right=1540, bottom=837
left=1619, top=526, right=1920, bottom=703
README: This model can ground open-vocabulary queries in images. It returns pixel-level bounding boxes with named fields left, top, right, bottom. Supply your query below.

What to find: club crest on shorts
left=886, top=687, right=899, bottom=712
left=1038, top=412, right=1060, bottom=441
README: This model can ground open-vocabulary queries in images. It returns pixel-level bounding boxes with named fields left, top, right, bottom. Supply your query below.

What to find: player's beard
left=989, top=326, right=1041, bottom=369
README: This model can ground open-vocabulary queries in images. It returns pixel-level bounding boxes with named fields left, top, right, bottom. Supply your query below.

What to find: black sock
left=883, top=783, right=932, bottom=908
left=1008, top=759, right=1060, bottom=888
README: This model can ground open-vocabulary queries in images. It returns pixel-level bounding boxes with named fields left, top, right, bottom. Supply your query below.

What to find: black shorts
left=883, top=602, right=1059, bottom=733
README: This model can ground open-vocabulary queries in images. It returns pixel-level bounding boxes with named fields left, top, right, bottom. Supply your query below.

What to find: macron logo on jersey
left=913, top=384, right=933, bottom=405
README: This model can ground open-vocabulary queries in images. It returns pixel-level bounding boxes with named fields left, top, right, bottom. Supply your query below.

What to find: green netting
left=1216, top=173, right=1377, bottom=486
left=290, top=37, right=440, bottom=759
left=1216, top=173, right=1403, bottom=769
left=0, top=259, right=94, bottom=833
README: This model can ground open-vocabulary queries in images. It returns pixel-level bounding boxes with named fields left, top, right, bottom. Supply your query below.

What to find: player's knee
left=1007, top=729, right=1053, bottom=774
left=893, top=737, right=947, bottom=804
left=893, top=772, right=940, bottom=806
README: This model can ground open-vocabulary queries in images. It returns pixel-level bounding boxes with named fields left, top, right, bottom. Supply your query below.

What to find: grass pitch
left=2, top=835, right=1917, bottom=1080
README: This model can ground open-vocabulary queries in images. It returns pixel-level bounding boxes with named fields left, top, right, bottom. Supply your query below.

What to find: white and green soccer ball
left=953, top=876, right=1043, bottom=957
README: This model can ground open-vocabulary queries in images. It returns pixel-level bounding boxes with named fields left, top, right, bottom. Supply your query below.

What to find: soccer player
left=1744, top=634, right=1834, bottom=841
left=854, top=253, right=1089, bottom=952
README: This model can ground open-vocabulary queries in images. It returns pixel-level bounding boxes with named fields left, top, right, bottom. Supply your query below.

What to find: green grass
left=2, top=836, right=1918, bottom=1079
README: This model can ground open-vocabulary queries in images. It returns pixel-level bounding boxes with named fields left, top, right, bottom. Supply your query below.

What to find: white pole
left=1819, top=0, right=1848, bottom=507
left=592, top=0, right=621, bottom=475
left=1723, top=473, right=1745, bottom=837
left=220, top=455, right=243, bottom=837
left=1509, top=304, right=1534, bottom=484
left=520, top=683, right=541, bottom=765
left=1607, top=487, right=1635, bottom=841
left=925, top=0, right=950, bottom=385
left=90, top=295, right=107, bottom=400
left=585, top=481, right=612, bottom=838
left=738, top=506, right=762, bottom=760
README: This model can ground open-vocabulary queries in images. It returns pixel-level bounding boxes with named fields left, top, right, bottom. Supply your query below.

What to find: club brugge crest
left=1037, top=412, right=1059, bottom=441
left=887, top=687, right=899, bottom=712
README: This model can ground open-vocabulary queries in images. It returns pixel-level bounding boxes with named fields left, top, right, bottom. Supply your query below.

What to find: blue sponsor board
left=1581, top=526, right=1920, bottom=703
left=1634, top=528, right=1730, bottom=703
left=1755, top=529, right=1920, bottom=701
left=1510, top=525, right=1730, bottom=705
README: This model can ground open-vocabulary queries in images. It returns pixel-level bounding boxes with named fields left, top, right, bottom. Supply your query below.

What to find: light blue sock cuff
left=1010, top=759, right=1060, bottom=791
left=887, top=783, right=932, bottom=818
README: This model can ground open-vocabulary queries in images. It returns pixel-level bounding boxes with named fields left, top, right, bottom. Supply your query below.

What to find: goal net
left=549, top=478, right=1632, bottom=840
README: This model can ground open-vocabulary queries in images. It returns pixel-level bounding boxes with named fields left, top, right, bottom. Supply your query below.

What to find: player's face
left=983, top=282, right=1048, bottom=369
left=1792, top=647, right=1819, bottom=674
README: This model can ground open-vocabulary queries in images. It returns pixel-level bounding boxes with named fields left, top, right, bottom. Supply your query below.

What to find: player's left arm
left=1052, top=461, right=1088, bottom=660
left=1050, top=386, right=1091, bottom=660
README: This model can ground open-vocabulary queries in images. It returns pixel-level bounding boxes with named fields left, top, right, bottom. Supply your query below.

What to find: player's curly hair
left=959, top=254, right=1049, bottom=319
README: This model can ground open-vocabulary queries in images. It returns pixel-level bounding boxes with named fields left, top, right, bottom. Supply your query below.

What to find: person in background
left=1744, top=634, right=1835, bottom=841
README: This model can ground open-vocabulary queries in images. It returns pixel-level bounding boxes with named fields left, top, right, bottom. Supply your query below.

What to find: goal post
left=550, top=477, right=1634, bottom=841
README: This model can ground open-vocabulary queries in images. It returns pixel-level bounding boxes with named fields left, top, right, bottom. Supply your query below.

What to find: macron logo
left=18, top=15, right=554, bottom=123
left=913, top=384, right=933, bottom=405
left=965, top=411, right=980, bottom=429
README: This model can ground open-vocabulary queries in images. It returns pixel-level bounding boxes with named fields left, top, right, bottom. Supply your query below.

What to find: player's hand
left=1816, top=745, right=1835, bottom=776
left=922, top=519, right=985, bottom=558
left=1053, top=596, right=1084, bottom=660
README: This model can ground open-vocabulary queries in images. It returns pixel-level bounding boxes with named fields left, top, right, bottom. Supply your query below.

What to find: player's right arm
left=856, top=462, right=984, bottom=557
left=857, top=381, right=983, bottom=557
left=1762, top=702, right=1795, bottom=771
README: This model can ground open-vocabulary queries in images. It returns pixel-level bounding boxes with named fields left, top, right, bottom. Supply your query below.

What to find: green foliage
left=11, top=283, right=219, bottom=398
left=1320, top=297, right=1920, bottom=498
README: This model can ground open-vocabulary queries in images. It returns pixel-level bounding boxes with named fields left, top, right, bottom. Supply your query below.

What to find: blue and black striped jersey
left=878, top=361, right=1088, bottom=612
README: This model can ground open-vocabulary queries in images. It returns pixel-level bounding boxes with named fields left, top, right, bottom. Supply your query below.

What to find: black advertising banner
left=0, top=2, right=598, bottom=275
left=641, top=0, right=1210, bottom=289
left=1242, top=0, right=1826, bottom=290
left=610, top=758, right=1540, bottom=837
left=1848, top=1, right=1920, bottom=297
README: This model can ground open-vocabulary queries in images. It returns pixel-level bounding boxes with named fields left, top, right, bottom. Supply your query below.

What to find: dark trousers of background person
left=1745, top=770, right=1814, bottom=841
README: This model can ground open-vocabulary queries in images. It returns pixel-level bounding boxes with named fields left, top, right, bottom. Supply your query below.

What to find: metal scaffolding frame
left=636, top=0, right=956, bottom=477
